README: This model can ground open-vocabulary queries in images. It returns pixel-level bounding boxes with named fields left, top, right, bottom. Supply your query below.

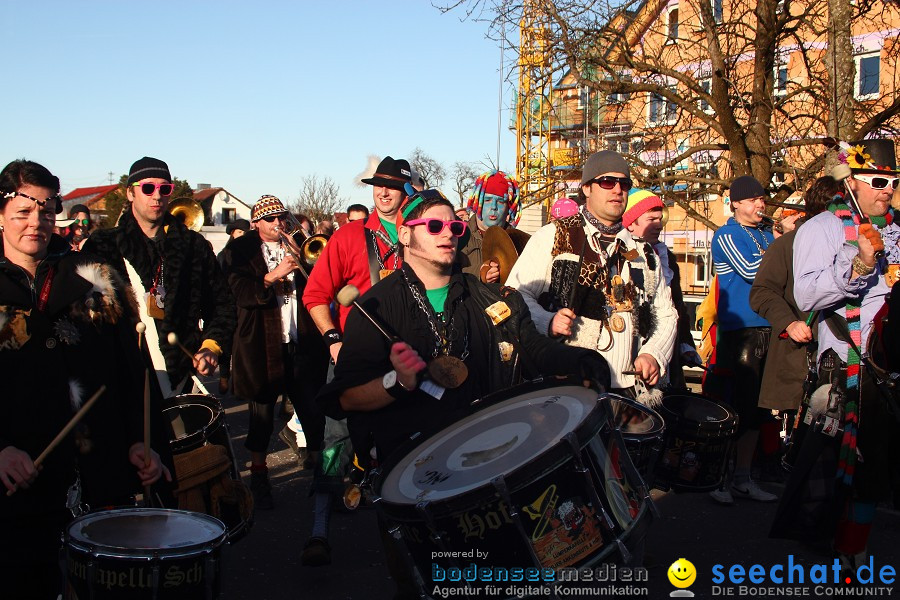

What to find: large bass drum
left=64, top=508, right=226, bottom=599
left=374, top=379, right=652, bottom=596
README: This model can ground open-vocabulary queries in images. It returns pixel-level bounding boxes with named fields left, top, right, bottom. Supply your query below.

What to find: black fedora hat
left=361, top=156, right=412, bottom=190
left=848, top=139, right=899, bottom=173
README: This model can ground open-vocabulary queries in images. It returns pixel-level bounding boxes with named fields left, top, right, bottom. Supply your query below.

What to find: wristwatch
left=383, top=370, right=414, bottom=398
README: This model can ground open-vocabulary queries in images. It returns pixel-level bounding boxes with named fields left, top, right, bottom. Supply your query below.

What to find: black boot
left=250, top=468, right=274, bottom=510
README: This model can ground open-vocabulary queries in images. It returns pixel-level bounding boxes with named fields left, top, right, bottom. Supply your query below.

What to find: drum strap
left=124, top=257, right=175, bottom=397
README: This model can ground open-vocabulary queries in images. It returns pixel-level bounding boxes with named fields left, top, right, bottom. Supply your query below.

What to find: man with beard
left=316, top=191, right=610, bottom=599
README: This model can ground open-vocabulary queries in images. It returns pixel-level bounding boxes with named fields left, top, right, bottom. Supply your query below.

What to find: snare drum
left=654, top=391, right=738, bottom=492
left=607, top=394, right=665, bottom=482
left=64, top=508, right=226, bottom=600
left=162, top=395, right=251, bottom=541
left=375, top=380, right=651, bottom=592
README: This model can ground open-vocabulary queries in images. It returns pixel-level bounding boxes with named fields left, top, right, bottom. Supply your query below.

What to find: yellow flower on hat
left=846, top=145, right=872, bottom=170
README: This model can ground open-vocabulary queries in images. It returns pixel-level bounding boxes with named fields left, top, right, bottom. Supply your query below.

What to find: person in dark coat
left=750, top=176, right=839, bottom=413
left=0, top=160, right=167, bottom=600
left=82, top=157, right=235, bottom=398
left=221, top=196, right=327, bottom=509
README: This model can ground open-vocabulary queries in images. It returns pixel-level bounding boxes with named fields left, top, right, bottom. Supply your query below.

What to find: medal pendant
left=610, top=314, right=626, bottom=332
left=147, top=293, right=165, bottom=319
left=427, top=355, right=468, bottom=389
left=379, top=269, right=394, bottom=281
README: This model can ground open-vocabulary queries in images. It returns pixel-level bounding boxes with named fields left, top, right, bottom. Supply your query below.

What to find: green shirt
left=425, top=284, right=450, bottom=319
left=379, top=218, right=398, bottom=245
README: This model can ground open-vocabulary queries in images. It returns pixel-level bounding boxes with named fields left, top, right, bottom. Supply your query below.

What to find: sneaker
left=732, top=479, right=778, bottom=502
left=250, top=470, right=275, bottom=510
left=301, top=536, right=331, bottom=567
left=709, top=486, right=734, bottom=505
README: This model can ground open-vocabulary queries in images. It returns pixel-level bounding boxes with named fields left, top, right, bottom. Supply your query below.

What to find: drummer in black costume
left=316, top=191, right=610, bottom=599
left=0, top=160, right=168, bottom=600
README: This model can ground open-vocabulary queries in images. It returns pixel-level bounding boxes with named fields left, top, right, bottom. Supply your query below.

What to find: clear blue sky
left=3, top=1, right=518, bottom=208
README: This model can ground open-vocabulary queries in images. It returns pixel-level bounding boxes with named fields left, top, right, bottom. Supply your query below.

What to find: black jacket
left=0, top=236, right=150, bottom=516
left=83, top=209, right=236, bottom=385
left=221, top=231, right=326, bottom=400
left=316, top=264, right=610, bottom=459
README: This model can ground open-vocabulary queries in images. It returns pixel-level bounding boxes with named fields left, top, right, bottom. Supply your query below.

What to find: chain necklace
left=738, top=222, right=769, bottom=255
left=401, top=269, right=468, bottom=360
left=262, top=241, right=294, bottom=303
left=372, top=229, right=401, bottom=271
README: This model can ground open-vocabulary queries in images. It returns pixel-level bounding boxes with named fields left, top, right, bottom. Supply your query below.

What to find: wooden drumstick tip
left=336, top=285, right=360, bottom=308
left=167, top=332, right=179, bottom=345
left=832, top=163, right=852, bottom=182
left=135, top=322, right=147, bottom=334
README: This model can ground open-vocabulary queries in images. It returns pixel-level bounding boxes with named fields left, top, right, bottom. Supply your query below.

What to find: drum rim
left=162, top=396, right=226, bottom=449
left=605, top=393, right=666, bottom=437
left=374, top=379, right=608, bottom=517
left=65, top=508, right=228, bottom=557
left=659, top=391, right=738, bottom=432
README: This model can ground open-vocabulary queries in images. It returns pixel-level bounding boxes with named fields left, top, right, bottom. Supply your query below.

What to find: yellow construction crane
left=515, top=0, right=558, bottom=221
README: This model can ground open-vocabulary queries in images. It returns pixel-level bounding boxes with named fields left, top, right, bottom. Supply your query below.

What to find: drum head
left=661, top=393, right=735, bottom=430
left=379, top=384, right=601, bottom=505
left=67, top=508, right=226, bottom=554
left=607, top=394, right=665, bottom=436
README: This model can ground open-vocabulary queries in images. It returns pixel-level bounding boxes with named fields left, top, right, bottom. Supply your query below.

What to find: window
left=774, top=62, right=788, bottom=96
left=667, top=7, right=679, bottom=42
left=856, top=52, right=880, bottom=99
left=606, top=136, right=641, bottom=155
left=713, top=0, right=723, bottom=23
left=699, top=78, right=713, bottom=113
left=694, top=255, right=710, bottom=285
left=649, top=88, right=677, bottom=125
left=222, top=208, right=236, bottom=224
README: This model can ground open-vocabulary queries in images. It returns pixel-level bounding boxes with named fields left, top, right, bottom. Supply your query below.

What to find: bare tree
left=290, top=175, right=347, bottom=226
left=409, top=147, right=448, bottom=189
left=440, top=0, right=900, bottom=228
left=450, top=161, right=480, bottom=206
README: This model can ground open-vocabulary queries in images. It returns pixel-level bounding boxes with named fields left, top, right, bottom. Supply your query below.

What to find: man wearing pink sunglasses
left=84, top=157, right=236, bottom=399
left=316, top=190, right=610, bottom=599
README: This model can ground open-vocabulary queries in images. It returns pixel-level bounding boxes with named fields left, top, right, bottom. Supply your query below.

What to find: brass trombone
left=273, top=212, right=328, bottom=277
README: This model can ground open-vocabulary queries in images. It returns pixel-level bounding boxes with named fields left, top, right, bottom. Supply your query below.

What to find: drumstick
left=142, top=370, right=152, bottom=504
left=336, top=285, right=397, bottom=343
left=167, top=332, right=195, bottom=362
left=166, top=333, right=213, bottom=396
left=7, top=385, right=106, bottom=497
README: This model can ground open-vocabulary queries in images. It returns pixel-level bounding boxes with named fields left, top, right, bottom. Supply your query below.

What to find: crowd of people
left=1, top=140, right=898, bottom=598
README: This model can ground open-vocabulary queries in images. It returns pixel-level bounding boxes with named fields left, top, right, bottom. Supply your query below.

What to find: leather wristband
left=323, top=329, right=343, bottom=347
left=852, top=255, right=875, bottom=276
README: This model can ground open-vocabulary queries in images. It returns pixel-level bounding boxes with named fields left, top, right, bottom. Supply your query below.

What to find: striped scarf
left=827, top=199, right=892, bottom=485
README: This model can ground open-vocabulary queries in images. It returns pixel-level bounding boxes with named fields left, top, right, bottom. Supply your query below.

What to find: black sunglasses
left=261, top=213, right=288, bottom=223
left=591, top=176, right=633, bottom=191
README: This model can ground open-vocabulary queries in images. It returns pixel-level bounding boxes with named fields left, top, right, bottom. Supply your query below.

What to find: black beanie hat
left=127, top=157, right=172, bottom=186
left=729, top=175, right=766, bottom=202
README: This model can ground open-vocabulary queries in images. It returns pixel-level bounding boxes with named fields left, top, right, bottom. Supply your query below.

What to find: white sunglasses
left=853, top=174, right=900, bottom=190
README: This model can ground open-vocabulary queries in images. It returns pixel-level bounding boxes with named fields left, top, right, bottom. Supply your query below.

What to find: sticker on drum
left=379, top=385, right=596, bottom=504
left=65, top=508, right=226, bottom=599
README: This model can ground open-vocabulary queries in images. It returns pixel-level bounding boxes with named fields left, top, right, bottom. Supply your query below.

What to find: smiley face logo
left=668, top=558, right=697, bottom=589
